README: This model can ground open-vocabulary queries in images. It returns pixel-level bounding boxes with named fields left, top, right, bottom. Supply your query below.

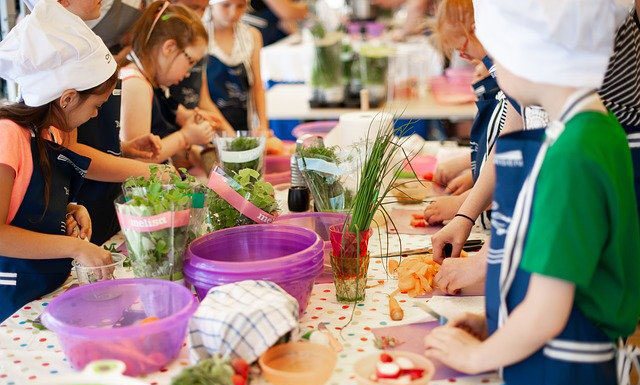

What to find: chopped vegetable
left=370, top=354, right=427, bottom=383
left=410, top=219, right=427, bottom=228
left=373, top=336, right=403, bottom=350
left=388, top=292, right=404, bottom=321
left=396, top=254, right=440, bottom=297
left=411, top=213, right=424, bottom=220
left=388, top=259, right=399, bottom=275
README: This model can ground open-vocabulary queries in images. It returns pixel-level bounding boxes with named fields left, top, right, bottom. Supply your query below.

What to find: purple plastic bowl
left=184, top=224, right=324, bottom=314
left=291, top=121, right=338, bottom=139
left=41, top=279, right=197, bottom=376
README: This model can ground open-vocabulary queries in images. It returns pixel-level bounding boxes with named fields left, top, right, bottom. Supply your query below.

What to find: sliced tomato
left=411, top=213, right=425, bottom=220
left=422, top=171, right=434, bottom=181
left=410, top=219, right=427, bottom=228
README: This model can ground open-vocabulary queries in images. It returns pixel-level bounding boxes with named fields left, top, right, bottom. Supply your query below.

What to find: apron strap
left=617, top=338, right=640, bottom=385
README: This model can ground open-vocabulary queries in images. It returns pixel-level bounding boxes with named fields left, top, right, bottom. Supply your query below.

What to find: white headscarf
left=474, top=0, right=617, bottom=89
left=0, top=0, right=117, bottom=106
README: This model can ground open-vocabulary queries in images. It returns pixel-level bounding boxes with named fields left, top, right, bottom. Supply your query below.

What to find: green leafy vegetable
left=207, top=168, right=278, bottom=230
left=171, top=356, right=235, bottom=385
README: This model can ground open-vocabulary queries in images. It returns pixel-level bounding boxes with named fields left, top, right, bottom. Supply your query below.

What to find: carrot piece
left=388, top=259, right=399, bottom=274
left=389, top=293, right=404, bottom=321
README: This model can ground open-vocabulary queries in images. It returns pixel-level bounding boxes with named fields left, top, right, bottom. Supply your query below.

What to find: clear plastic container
left=184, top=224, right=323, bottom=314
left=41, top=278, right=197, bottom=376
left=73, top=253, right=125, bottom=285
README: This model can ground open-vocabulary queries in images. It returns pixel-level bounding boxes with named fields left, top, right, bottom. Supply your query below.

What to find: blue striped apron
left=486, top=90, right=633, bottom=384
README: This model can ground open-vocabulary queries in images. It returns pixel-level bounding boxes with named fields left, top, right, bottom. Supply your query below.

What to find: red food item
left=379, top=353, right=394, bottom=363
left=422, top=171, right=433, bottom=181
left=410, top=219, right=427, bottom=228
left=402, top=368, right=425, bottom=380
left=232, top=358, right=249, bottom=379
left=411, top=213, right=425, bottom=220
left=376, top=362, right=400, bottom=379
left=231, top=374, right=246, bottom=385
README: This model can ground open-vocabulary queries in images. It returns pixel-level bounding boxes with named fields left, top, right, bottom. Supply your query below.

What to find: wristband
left=454, top=213, right=475, bottom=225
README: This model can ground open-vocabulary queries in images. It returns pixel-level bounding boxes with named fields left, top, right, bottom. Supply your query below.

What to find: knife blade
left=412, top=302, right=448, bottom=325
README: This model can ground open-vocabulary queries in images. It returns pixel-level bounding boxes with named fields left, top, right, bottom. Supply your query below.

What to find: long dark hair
left=0, top=70, right=118, bottom=213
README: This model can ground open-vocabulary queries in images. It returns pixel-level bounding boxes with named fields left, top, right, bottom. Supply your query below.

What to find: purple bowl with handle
left=184, top=224, right=323, bottom=314
left=41, top=279, right=197, bottom=376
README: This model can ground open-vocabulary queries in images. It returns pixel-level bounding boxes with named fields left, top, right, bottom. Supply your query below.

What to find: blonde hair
left=428, top=0, right=475, bottom=58
left=129, top=2, right=208, bottom=86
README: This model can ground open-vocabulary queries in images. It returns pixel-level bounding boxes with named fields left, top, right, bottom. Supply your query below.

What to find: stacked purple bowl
left=184, top=224, right=323, bottom=315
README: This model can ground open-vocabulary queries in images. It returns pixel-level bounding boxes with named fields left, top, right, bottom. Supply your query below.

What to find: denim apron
left=486, top=90, right=629, bottom=384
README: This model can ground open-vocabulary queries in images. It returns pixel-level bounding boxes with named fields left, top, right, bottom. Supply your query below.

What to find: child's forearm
left=0, top=224, right=87, bottom=260
left=146, top=131, right=188, bottom=163
left=68, top=142, right=151, bottom=182
left=458, top=151, right=495, bottom=218
left=471, top=274, right=574, bottom=373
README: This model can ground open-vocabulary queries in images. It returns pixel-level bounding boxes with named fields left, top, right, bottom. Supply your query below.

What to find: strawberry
left=402, top=368, right=425, bottom=380
left=231, top=358, right=249, bottom=379
left=231, top=374, right=246, bottom=385
left=379, top=353, right=394, bottom=363
left=422, top=171, right=434, bottom=181
left=376, top=362, right=400, bottom=379
left=411, top=213, right=425, bottom=220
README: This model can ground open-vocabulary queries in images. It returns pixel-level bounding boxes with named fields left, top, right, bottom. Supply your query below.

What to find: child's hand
left=121, top=133, right=162, bottom=159
left=66, top=204, right=92, bottom=241
left=424, top=325, right=483, bottom=374
left=74, top=242, right=112, bottom=268
left=431, top=216, right=474, bottom=263
left=445, top=169, right=473, bottom=195
left=433, top=156, right=469, bottom=186
left=434, top=256, right=486, bottom=295
left=423, top=195, right=465, bottom=224
left=446, top=312, right=488, bottom=341
left=181, top=120, right=214, bottom=146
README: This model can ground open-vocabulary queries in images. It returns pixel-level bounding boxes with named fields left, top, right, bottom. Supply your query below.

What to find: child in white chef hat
left=424, top=1, right=640, bottom=384
left=0, top=0, right=117, bottom=321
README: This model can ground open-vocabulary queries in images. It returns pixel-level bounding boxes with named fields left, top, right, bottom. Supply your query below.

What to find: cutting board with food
left=386, top=209, right=444, bottom=235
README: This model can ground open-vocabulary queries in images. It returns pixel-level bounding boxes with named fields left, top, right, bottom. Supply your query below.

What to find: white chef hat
left=0, top=0, right=117, bottom=107
left=474, top=0, right=617, bottom=89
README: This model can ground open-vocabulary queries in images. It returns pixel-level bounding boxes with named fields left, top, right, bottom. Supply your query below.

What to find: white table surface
left=267, top=84, right=477, bottom=121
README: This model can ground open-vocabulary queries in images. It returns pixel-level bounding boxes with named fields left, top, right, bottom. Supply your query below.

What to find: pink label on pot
left=207, top=171, right=274, bottom=224
left=117, top=209, right=190, bottom=232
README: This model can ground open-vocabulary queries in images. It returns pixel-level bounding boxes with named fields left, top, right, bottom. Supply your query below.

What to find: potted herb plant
left=215, top=136, right=267, bottom=177
left=207, top=168, right=279, bottom=230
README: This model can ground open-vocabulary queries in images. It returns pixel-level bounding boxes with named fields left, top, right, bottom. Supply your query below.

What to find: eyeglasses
left=182, top=50, right=197, bottom=67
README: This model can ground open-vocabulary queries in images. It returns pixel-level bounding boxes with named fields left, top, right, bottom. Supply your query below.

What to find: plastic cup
left=72, top=253, right=125, bottom=285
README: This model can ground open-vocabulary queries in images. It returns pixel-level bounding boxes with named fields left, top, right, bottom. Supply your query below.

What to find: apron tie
left=617, top=338, right=640, bottom=385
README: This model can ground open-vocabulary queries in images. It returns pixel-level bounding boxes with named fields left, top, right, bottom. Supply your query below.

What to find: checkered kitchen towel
left=188, top=280, right=300, bottom=364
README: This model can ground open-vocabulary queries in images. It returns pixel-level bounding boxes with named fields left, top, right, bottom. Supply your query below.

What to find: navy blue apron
left=486, top=91, right=617, bottom=385
left=0, top=137, right=90, bottom=321
left=206, top=54, right=250, bottom=132
left=245, top=1, right=287, bottom=47
left=622, top=125, right=640, bottom=219
left=469, top=73, right=504, bottom=182
left=76, top=83, right=124, bottom=246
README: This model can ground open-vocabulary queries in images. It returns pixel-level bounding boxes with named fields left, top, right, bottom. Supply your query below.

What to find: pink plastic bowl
left=41, top=279, right=197, bottom=376
left=292, top=121, right=338, bottom=139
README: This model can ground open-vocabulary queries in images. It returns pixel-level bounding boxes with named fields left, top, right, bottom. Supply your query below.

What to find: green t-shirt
left=521, top=111, right=640, bottom=340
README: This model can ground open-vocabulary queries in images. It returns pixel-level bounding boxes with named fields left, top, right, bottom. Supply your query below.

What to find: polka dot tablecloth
left=0, top=214, right=501, bottom=385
